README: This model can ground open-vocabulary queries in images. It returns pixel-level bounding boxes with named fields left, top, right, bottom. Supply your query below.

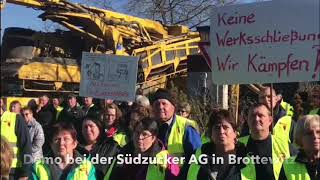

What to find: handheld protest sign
left=210, top=0, right=320, bottom=84
left=80, top=52, right=139, bottom=102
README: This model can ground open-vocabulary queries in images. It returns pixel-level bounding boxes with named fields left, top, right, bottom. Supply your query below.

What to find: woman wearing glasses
left=102, top=103, right=128, bottom=148
left=105, top=117, right=180, bottom=180
left=31, top=122, right=96, bottom=180
left=22, top=107, right=45, bottom=163
left=187, top=109, right=246, bottom=180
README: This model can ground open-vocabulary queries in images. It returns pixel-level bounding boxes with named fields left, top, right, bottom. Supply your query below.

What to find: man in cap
left=151, top=88, right=201, bottom=171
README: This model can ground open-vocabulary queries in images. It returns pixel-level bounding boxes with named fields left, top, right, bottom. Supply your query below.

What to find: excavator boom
left=1, top=0, right=200, bottom=95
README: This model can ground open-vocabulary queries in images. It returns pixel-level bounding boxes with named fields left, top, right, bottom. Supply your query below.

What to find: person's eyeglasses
left=134, top=133, right=153, bottom=140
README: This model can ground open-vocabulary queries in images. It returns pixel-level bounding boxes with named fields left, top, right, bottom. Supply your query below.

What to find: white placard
left=80, top=52, right=139, bottom=101
left=210, top=0, right=320, bottom=84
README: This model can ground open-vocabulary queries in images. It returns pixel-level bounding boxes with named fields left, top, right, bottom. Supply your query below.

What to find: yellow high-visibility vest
left=1, top=111, right=21, bottom=168
left=167, top=115, right=199, bottom=159
left=239, top=135, right=290, bottom=180
left=273, top=116, right=293, bottom=143
left=283, top=156, right=311, bottom=180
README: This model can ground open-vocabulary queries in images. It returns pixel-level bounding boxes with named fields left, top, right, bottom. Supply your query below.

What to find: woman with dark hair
left=31, top=122, right=96, bottom=180
left=105, top=117, right=180, bottom=180
left=77, top=116, right=121, bottom=179
left=128, top=104, right=153, bottom=132
left=101, top=103, right=128, bottom=147
left=187, top=109, right=246, bottom=180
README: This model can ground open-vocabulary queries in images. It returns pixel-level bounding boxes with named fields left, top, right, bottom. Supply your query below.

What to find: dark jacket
left=11, top=114, right=33, bottom=178
left=108, top=139, right=179, bottom=180
left=192, top=142, right=246, bottom=180
left=77, top=137, right=121, bottom=179
left=35, top=103, right=56, bottom=128
left=82, top=104, right=100, bottom=119
left=58, top=105, right=85, bottom=134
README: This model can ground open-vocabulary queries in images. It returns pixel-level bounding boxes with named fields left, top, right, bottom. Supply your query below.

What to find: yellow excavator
left=1, top=0, right=200, bottom=96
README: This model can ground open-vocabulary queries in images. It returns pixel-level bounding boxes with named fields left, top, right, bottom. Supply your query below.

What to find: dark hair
left=22, top=107, right=33, bottom=113
left=82, top=116, right=104, bottom=142
left=9, top=100, right=21, bottom=112
left=129, top=105, right=153, bottom=131
left=207, top=109, right=237, bottom=136
left=249, top=103, right=271, bottom=116
left=132, top=117, right=158, bottom=137
left=49, top=122, right=77, bottom=143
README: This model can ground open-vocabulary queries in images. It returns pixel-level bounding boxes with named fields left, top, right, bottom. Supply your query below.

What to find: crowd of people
left=0, top=85, right=319, bottom=180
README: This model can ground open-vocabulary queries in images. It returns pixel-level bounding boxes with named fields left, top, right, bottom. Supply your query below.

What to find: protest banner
left=80, top=52, right=139, bottom=101
left=210, top=0, right=320, bottom=84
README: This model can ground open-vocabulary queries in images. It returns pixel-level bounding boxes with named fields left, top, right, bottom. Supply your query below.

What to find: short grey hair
left=294, top=115, right=320, bottom=148
left=135, top=95, right=150, bottom=107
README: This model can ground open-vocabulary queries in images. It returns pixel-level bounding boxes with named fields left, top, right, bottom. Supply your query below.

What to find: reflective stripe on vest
left=104, top=150, right=169, bottom=180
left=146, top=150, right=169, bottom=180
left=201, top=134, right=211, bottom=144
left=167, top=115, right=199, bottom=157
left=55, top=106, right=63, bottom=120
left=68, top=159, right=95, bottom=180
left=33, top=159, right=94, bottom=180
left=113, top=132, right=128, bottom=148
left=1, top=111, right=20, bottom=168
left=187, top=148, right=202, bottom=180
left=240, top=156, right=256, bottom=180
left=283, top=156, right=311, bottom=180
left=239, top=135, right=290, bottom=180
left=280, top=101, right=294, bottom=117
left=273, top=116, right=292, bottom=143
left=309, top=108, right=319, bottom=115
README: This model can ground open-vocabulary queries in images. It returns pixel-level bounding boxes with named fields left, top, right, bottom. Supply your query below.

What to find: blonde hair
left=1, top=136, right=14, bottom=179
left=294, top=115, right=320, bottom=148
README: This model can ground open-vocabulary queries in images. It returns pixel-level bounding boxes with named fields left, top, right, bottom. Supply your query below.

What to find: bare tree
left=126, top=0, right=238, bottom=27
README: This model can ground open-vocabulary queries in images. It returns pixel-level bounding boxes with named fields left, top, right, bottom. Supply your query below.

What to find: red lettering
left=312, top=45, right=320, bottom=79
left=217, top=12, right=256, bottom=26
left=247, top=53, right=310, bottom=78
left=248, top=53, right=258, bottom=72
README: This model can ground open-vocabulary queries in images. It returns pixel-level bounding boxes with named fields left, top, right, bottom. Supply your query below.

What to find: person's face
left=68, top=97, right=77, bottom=108
left=0, top=99, right=4, bottom=108
left=40, top=96, right=49, bottom=106
left=153, top=99, right=175, bottom=122
left=82, top=120, right=100, bottom=144
left=310, top=89, right=320, bottom=108
left=52, top=98, right=60, bottom=107
left=23, top=110, right=33, bottom=122
left=84, top=97, right=93, bottom=106
left=105, top=99, right=113, bottom=105
left=11, top=103, right=21, bottom=114
left=133, top=130, right=156, bottom=153
left=105, top=108, right=116, bottom=127
left=211, top=120, right=236, bottom=147
left=248, top=106, right=272, bottom=133
left=259, top=87, right=279, bottom=109
left=178, top=108, right=190, bottom=118
left=302, top=122, right=320, bottom=153
left=50, top=130, right=77, bottom=158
